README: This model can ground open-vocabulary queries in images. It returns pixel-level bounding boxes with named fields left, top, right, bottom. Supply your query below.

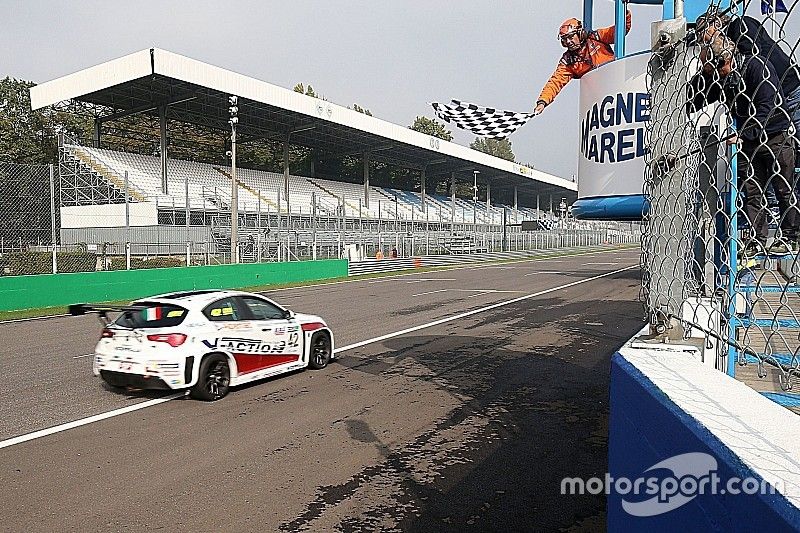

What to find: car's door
left=201, top=296, right=267, bottom=375
left=237, top=296, right=302, bottom=369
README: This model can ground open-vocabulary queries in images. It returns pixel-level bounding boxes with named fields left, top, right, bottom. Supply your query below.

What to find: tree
left=470, top=137, right=515, bottom=162
left=409, top=116, right=452, bottom=141
left=0, top=77, right=91, bottom=164
left=351, top=103, right=372, bottom=116
left=293, top=83, right=317, bottom=98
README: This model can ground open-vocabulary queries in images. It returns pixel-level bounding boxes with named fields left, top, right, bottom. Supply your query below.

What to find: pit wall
left=608, top=340, right=800, bottom=530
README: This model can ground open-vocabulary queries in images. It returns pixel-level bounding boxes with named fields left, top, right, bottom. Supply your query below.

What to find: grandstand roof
left=31, top=48, right=576, bottom=200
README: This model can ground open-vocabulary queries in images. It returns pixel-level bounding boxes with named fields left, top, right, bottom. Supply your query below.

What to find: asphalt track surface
left=0, top=247, right=644, bottom=532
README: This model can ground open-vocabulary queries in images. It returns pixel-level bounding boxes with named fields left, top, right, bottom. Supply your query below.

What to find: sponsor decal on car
left=202, top=337, right=289, bottom=354
left=216, top=322, right=253, bottom=331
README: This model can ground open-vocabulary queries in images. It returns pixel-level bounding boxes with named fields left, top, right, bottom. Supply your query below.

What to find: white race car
left=70, top=290, right=334, bottom=401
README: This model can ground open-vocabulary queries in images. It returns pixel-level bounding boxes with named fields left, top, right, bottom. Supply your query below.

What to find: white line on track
left=0, top=263, right=636, bottom=451
left=524, top=271, right=563, bottom=276
left=412, top=289, right=449, bottom=297
left=72, top=354, right=93, bottom=359
left=467, top=291, right=493, bottom=299
left=405, top=278, right=457, bottom=283
left=412, top=288, right=520, bottom=298
left=0, top=393, right=186, bottom=450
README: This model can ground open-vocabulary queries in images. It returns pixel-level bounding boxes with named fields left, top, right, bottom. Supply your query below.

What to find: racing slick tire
left=308, top=331, right=332, bottom=370
left=190, top=354, right=231, bottom=401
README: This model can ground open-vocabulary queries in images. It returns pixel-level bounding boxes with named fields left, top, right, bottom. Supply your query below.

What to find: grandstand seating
left=62, top=144, right=553, bottom=226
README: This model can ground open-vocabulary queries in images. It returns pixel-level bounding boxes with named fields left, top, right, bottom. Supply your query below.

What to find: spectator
left=695, top=7, right=800, bottom=144
left=533, top=10, right=631, bottom=115
left=390, top=246, right=398, bottom=259
left=688, top=34, right=798, bottom=256
left=375, top=249, right=384, bottom=260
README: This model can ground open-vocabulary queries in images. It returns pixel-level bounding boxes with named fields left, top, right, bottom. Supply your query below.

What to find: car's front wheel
left=190, top=354, right=230, bottom=401
left=308, top=332, right=332, bottom=370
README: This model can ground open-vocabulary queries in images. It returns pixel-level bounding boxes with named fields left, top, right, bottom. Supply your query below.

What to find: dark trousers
left=740, top=131, right=798, bottom=242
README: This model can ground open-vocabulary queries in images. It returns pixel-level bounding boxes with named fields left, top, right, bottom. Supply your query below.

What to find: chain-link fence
left=0, top=135, right=639, bottom=277
left=0, top=163, right=59, bottom=274
left=642, top=1, right=800, bottom=392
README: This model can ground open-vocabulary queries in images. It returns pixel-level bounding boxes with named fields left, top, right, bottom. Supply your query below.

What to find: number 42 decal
left=288, top=332, right=299, bottom=348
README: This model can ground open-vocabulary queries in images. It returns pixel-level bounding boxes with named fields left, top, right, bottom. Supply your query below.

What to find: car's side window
left=202, top=297, right=242, bottom=322
left=239, top=296, right=286, bottom=321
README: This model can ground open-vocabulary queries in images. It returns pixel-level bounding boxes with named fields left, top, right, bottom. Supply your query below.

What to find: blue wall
left=608, top=353, right=799, bottom=530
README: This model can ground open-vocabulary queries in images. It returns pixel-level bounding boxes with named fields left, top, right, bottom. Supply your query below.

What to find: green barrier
left=0, top=259, right=348, bottom=312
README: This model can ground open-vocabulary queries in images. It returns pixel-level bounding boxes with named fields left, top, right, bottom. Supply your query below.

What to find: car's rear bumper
left=99, top=370, right=174, bottom=390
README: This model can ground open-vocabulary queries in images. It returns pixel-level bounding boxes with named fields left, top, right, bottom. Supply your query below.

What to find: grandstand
left=60, top=141, right=548, bottom=223
left=31, top=48, right=588, bottom=261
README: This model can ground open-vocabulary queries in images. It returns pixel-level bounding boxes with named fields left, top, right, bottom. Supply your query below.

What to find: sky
left=5, top=1, right=678, bottom=180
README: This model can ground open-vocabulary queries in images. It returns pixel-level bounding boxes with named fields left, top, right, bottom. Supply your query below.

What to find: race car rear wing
left=68, top=303, right=148, bottom=316
left=68, top=303, right=148, bottom=325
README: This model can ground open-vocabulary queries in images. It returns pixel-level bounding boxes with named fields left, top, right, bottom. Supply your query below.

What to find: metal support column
left=283, top=136, right=290, bottom=215
left=614, top=0, right=626, bottom=59
left=231, top=122, right=238, bottom=264
left=420, top=166, right=427, bottom=214
left=450, top=172, right=456, bottom=226
left=644, top=17, right=690, bottom=338
left=159, top=106, right=168, bottom=194
left=363, top=152, right=370, bottom=209
left=92, top=120, right=101, bottom=148
left=583, top=0, right=594, bottom=30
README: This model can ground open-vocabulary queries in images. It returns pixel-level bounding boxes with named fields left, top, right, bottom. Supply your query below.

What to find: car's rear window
left=114, top=302, right=188, bottom=329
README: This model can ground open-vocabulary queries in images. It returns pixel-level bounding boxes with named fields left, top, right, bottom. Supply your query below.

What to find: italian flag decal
left=144, top=307, right=162, bottom=321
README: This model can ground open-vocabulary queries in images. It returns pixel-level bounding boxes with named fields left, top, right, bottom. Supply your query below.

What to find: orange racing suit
left=537, top=10, right=631, bottom=107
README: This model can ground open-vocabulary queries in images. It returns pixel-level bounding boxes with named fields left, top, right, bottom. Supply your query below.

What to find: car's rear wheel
left=190, top=354, right=230, bottom=401
left=308, top=332, right=331, bottom=370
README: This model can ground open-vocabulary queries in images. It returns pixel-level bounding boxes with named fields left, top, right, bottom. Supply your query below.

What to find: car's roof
left=133, top=289, right=270, bottom=309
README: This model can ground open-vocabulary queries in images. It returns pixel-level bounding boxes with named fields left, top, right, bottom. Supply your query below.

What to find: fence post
left=643, top=18, right=691, bottom=338
left=124, top=170, right=131, bottom=270
left=312, top=192, right=317, bottom=260
left=49, top=164, right=57, bottom=274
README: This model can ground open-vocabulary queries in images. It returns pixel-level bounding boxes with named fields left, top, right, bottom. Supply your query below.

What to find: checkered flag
left=431, top=99, right=534, bottom=139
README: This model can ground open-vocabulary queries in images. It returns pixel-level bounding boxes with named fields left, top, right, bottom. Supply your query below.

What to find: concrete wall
left=60, top=202, right=158, bottom=228
left=608, top=343, right=800, bottom=531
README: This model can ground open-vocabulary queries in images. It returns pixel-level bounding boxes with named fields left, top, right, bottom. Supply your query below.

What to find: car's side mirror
left=284, top=309, right=295, bottom=320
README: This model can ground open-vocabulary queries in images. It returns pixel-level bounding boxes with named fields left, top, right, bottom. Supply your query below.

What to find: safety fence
left=641, top=1, right=800, bottom=393
left=0, top=159, right=639, bottom=277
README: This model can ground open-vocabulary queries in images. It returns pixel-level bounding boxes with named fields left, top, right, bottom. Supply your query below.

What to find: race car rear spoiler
left=68, top=303, right=147, bottom=318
